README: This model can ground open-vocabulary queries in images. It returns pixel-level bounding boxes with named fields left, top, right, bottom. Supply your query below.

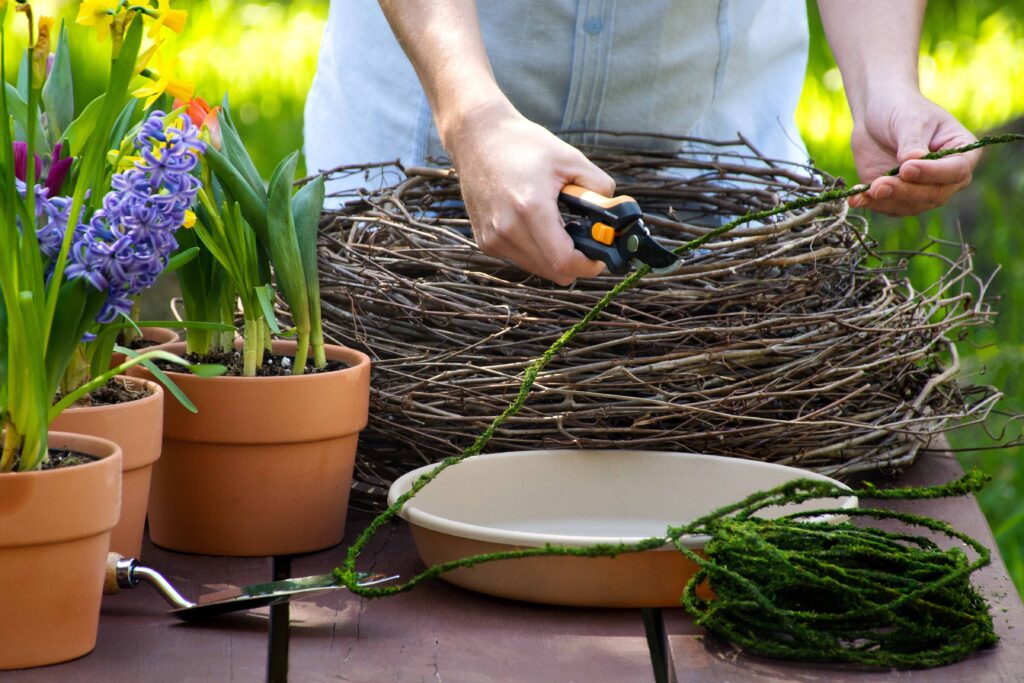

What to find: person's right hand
left=442, top=101, right=615, bottom=285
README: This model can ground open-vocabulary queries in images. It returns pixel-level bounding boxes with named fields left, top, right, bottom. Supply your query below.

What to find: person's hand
left=847, top=87, right=979, bottom=216
left=443, top=101, right=614, bottom=285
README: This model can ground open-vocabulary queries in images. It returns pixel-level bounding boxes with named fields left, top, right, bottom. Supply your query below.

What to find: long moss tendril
left=334, top=135, right=1022, bottom=668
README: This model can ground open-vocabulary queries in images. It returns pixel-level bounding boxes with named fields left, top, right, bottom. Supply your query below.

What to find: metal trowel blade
left=169, top=572, right=397, bottom=620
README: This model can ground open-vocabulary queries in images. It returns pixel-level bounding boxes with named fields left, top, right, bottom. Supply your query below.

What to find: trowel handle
left=105, top=552, right=137, bottom=595
left=103, top=552, right=195, bottom=609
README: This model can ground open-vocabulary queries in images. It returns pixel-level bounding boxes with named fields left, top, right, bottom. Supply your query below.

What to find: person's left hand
left=847, top=87, right=980, bottom=216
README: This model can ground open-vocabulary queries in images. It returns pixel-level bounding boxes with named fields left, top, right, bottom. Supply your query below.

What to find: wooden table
left=6, top=449, right=1022, bottom=682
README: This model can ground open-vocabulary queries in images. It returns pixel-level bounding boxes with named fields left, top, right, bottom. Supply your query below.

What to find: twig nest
left=315, top=136, right=997, bottom=505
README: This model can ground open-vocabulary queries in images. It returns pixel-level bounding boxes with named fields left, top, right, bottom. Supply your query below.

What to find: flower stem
left=243, top=318, right=260, bottom=377
left=292, top=333, right=309, bottom=375
left=310, top=324, right=326, bottom=369
left=59, top=345, right=89, bottom=397
left=121, top=298, right=142, bottom=346
left=0, top=421, right=20, bottom=473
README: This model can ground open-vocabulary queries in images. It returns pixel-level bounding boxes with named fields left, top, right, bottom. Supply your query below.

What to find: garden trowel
left=104, top=553, right=396, bottom=621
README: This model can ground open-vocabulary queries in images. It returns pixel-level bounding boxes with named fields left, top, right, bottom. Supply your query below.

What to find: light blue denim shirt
left=304, top=1, right=810, bottom=195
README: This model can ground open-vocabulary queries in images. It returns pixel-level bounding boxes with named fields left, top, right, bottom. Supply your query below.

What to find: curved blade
left=626, top=220, right=681, bottom=274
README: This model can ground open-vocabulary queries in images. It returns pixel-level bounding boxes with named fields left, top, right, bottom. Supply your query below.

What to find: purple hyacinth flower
left=51, top=110, right=206, bottom=327
left=136, top=111, right=168, bottom=147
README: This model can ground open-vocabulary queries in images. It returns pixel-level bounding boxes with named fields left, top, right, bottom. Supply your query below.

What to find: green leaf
left=175, top=238, right=214, bottom=307
left=16, top=50, right=29, bottom=102
left=61, top=94, right=104, bottom=156
left=16, top=292, right=49, bottom=470
left=87, top=324, right=122, bottom=380
left=206, top=145, right=268, bottom=244
left=191, top=207, right=242, bottom=284
left=292, top=175, right=326, bottom=361
left=219, top=100, right=266, bottom=199
left=165, top=246, right=200, bottom=273
left=123, top=350, right=221, bottom=411
left=133, top=320, right=234, bottom=333
left=255, top=283, right=282, bottom=334
left=5, top=83, right=47, bottom=152
left=45, top=279, right=106, bottom=394
left=190, top=363, right=228, bottom=378
left=172, top=230, right=236, bottom=354
left=266, top=152, right=310, bottom=331
left=41, top=21, right=74, bottom=143
left=108, top=98, right=139, bottom=151
left=82, top=15, right=143, bottom=208
left=51, top=347, right=211, bottom=416
left=292, top=175, right=325, bottom=294
left=0, top=293, right=8, bottom=417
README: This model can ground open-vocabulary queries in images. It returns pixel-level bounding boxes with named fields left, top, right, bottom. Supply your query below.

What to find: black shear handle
left=559, top=184, right=640, bottom=275
left=564, top=221, right=631, bottom=275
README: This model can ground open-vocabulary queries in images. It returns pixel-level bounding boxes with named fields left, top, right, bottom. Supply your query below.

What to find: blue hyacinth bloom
left=56, top=110, right=206, bottom=326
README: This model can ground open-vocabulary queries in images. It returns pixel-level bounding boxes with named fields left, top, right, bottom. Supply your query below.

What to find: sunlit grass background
left=15, top=1, right=1024, bottom=591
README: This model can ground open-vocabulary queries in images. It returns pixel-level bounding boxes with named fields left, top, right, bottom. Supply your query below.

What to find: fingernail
left=849, top=195, right=866, bottom=208
left=874, top=185, right=894, bottom=200
left=901, top=165, right=921, bottom=182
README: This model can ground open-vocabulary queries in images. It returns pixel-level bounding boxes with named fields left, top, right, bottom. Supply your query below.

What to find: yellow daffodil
left=135, top=38, right=162, bottom=73
left=133, top=48, right=195, bottom=109
left=147, top=0, right=188, bottom=39
left=76, top=0, right=119, bottom=43
left=183, top=210, right=196, bottom=228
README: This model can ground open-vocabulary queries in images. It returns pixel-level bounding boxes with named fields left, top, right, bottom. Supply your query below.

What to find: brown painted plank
left=5, top=539, right=271, bottom=682
left=287, top=512, right=656, bottom=683
left=664, top=447, right=1024, bottom=682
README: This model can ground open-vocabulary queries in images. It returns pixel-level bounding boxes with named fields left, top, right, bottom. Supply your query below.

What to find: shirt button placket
left=562, top=0, right=615, bottom=146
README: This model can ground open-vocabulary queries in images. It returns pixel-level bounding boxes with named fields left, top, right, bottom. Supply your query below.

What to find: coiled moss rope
left=676, top=470, right=998, bottom=668
left=336, top=135, right=1022, bottom=668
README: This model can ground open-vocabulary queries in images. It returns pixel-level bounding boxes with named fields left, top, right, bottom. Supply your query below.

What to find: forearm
left=378, top=0, right=510, bottom=147
left=816, top=0, right=925, bottom=119
left=379, top=0, right=614, bottom=284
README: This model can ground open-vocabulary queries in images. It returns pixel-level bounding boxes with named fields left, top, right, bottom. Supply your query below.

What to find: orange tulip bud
left=175, top=96, right=223, bottom=150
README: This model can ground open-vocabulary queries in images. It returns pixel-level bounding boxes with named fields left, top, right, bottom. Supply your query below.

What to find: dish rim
left=388, top=449, right=858, bottom=549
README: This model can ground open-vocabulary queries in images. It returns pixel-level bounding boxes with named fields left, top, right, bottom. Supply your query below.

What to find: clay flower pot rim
left=149, top=340, right=370, bottom=384
left=0, top=431, right=121, bottom=477
left=59, top=376, right=162, bottom=414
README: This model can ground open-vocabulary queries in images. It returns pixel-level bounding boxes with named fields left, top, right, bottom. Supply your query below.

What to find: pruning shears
left=559, top=184, right=681, bottom=275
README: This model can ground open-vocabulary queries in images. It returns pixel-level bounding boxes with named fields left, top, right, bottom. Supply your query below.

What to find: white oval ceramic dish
left=388, top=450, right=857, bottom=608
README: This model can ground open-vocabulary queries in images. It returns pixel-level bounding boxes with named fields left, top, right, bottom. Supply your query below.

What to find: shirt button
left=584, top=17, right=604, bottom=35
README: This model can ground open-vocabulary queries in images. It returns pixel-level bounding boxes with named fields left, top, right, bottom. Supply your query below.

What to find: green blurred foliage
left=6, top=0, right=324, bottom=176
left=10, top=1, right=1024, bottom=590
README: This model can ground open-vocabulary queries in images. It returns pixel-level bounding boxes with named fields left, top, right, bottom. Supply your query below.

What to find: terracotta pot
left=51, top=376, right=163, bottom=558
left=0, top=432, right=121, bottom=670
left=110, top=326, right=180, bottom=368
left=133, top=339, right=371, bottom=556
